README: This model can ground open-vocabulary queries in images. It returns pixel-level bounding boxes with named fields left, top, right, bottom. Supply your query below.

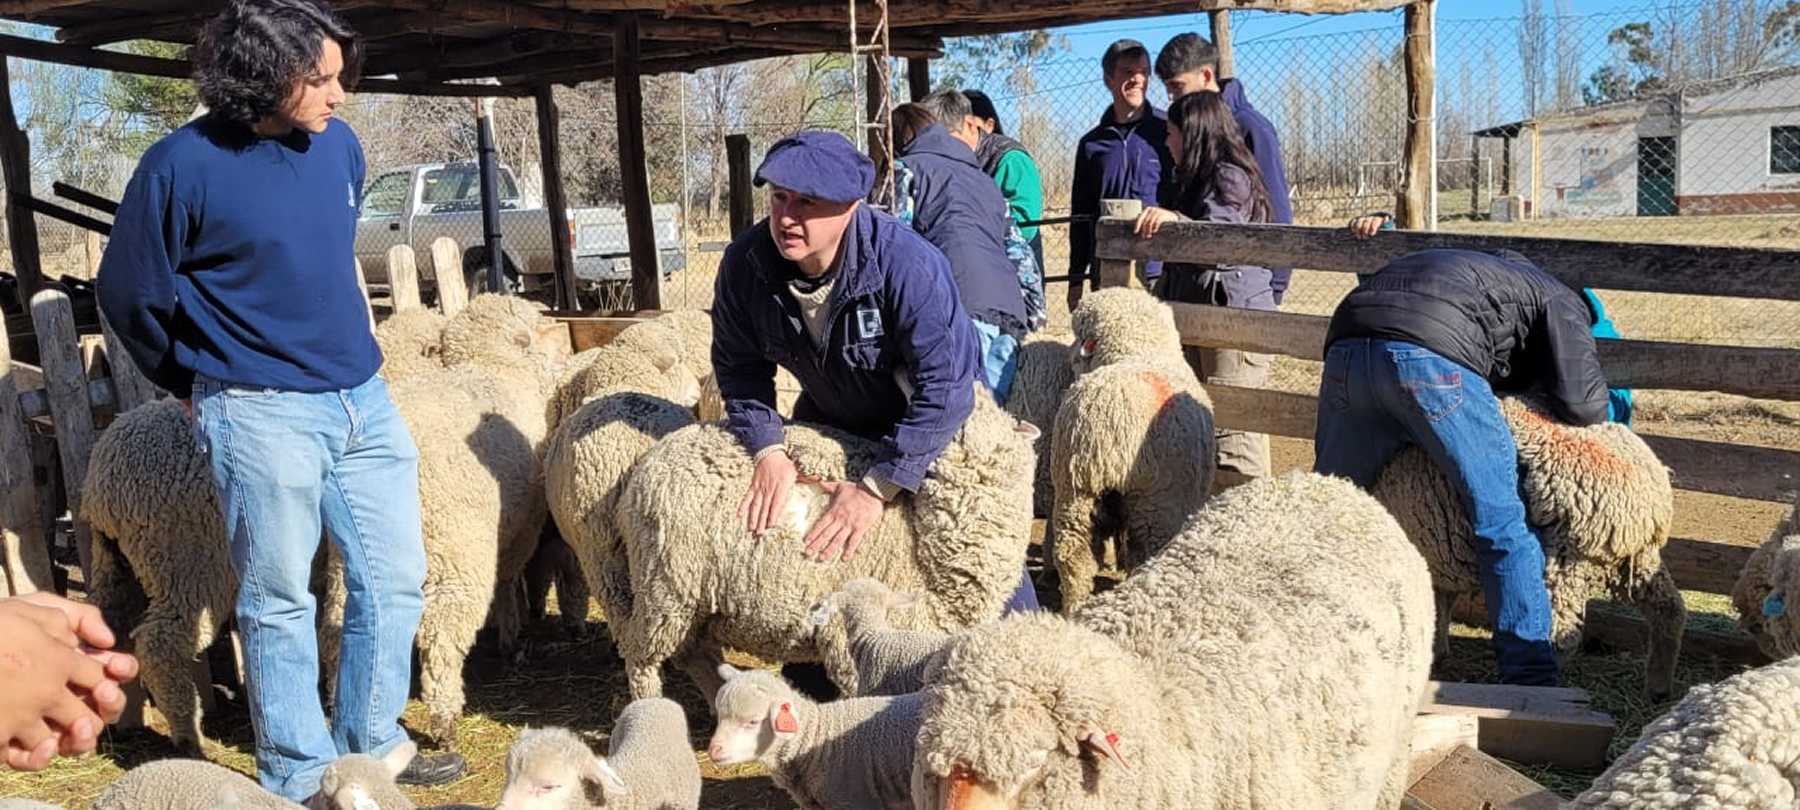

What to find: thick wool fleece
left=1571, top=655, right=1800, bottom=809
left=93, top=758, right=304, bottom=809
left=373, top=308, right=450, bottom=383
left=917, top=473, right=1437, bottom=809
left=548, top=339, right=700, bottom=430
left=1733, top=493, right=1800, bottom=659
left=811, top=578, right=950, bottom=697
left=1049, top=354, right=1215, bottom=614
left=714, top=668, right=921, bottom=810
left=1371, top=395, right=1684, bottom=697
left=1067, top=287, right=1183, bottom=374
left=1002, top=330, right=1076, bottom=518
left=612, top=386, right=1038, bottom=699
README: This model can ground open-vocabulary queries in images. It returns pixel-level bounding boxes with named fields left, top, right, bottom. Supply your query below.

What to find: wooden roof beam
left=56, top=0, right=386, bottom=46
left=506, top=46, right=790, bottom=87
left=706, top=0, right=1414, bottom=25
left=427, top=39, right=708, bottom=82
left=369, top=29, right=579, bottom=77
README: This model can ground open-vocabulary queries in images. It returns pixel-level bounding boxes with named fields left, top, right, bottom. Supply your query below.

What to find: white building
left=1474, top=65, right=1800, bottom=218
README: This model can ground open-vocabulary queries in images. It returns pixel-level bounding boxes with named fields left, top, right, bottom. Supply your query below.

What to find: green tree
left=101, top=41, right=199, bottom=151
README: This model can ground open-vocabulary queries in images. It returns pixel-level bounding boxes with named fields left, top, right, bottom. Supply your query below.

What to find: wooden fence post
left=727, top=134, right=753, bottom=238
left=30, top=288, right=98, bottom=581
left=1097, top=199, right=1146, bottom=289
left=0, top=308, right=48, bottom=595
left=431, top=237, right=468, bottom=317
left=1398, top=0, right=1438, bottom=230
left=1209, top=11, right=1234, bottom=80
left=387, top=244, right=422, bottom=313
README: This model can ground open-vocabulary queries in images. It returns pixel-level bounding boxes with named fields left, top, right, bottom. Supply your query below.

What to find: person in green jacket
left=927, top=88, right=1046, bottom=271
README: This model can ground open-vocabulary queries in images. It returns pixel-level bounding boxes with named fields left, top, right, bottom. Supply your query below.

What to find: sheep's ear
left=381, top=740, right=418, bottom=780
left=717, top=662, right=743, bottom=681
left=1079, top=728, right=1133, bottom=772
left=771, top=702, right=800, bottom=736
left=890, top=589, right=923, bottom=611
left=584, top=754, right=630, bottom=797
left=1013, top=421, right=1041, bottom=442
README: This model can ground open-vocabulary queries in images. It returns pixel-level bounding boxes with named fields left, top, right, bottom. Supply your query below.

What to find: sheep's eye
left=742, top=720, right=759, bottom=729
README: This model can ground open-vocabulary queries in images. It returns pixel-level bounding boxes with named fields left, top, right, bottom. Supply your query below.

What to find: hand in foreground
left=0, top=596, right=124, bottom=771
left=801, top=481, right=883, bottom=563
left=738, top=449, right=798, bottom=537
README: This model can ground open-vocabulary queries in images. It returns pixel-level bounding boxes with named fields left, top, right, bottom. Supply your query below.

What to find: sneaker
left=395, top=750, right=467, bottom=787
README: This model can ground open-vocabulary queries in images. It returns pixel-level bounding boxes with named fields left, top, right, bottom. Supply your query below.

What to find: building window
left=1774, top=126, right=1800, bottom=175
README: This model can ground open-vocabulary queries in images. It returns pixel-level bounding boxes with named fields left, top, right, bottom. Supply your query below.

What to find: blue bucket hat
left=753, top=130, right=874, bottom=204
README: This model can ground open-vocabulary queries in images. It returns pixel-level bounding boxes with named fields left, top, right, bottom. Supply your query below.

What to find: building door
left=1637, top=136, right=1677, bottom=216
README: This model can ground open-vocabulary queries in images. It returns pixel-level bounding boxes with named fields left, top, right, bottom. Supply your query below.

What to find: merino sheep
left=496, top=701, right=701, bottom=810
left=438, top=293, right=562, bottom=374
left=808, top=577, right=949, bottom=697
left=1570, top=654, right=1800, bottom=808
left=92, top=757, right=303, bottom=809
left=1048, top=355, right=1215, bottom=613
left=1002, top=331, right=1075, bottom=518
left=1732, top=493, right=1800, bottom=659
left=373, top=309, right=450, bottom=383
left=912, top=472, right=1437, bottom=810
left=650, top=309, right=713, bottom=374
left=548, top=340, right=700, bottom=429
left=613, top=386, right=1040, bottom=699
left=708, top=664, right=921, bottom=810
left=544, top=391, right=695, bottom=632
left=1370, top=395, right=1685, bottom=698
left=1066, top=287, right=1183, bottom=375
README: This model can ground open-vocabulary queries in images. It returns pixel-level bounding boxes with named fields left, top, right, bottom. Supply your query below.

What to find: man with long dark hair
left=98, top=0, right=462, bottom=798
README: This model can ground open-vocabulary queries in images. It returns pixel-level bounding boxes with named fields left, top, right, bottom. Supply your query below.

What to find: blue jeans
left=1313, top=339, right=1558, bottom=686
left=192, top=374, right=428, bottom=800
left=971, top=319, right=1020, bottom=406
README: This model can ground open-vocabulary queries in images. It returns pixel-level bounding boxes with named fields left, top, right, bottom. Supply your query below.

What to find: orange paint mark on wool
left=1139, top=370, right=1175, bottom=417
left=1516, top=406, right=1630, bottom=479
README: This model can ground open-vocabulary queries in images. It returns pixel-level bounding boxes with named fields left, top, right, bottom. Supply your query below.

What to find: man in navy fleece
left=97, top=0, right=461, bottom=800
left=1068, top=38, right=1176, bottom=313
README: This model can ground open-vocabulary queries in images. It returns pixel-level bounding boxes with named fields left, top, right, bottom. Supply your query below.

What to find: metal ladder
left=849, top=0, right=895, bottom=209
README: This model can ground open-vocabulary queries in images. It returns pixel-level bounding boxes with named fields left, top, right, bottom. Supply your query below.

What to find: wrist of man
left=753, top=445, right=789, bottom=464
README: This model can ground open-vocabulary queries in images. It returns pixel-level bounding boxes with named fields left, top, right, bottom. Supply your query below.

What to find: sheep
left=80, top=398, right=249, bottom=757
left=1370, top=395, right=1685, bottom=698
left=92, top=757, right=304, bottom=809
left=807, top=577, right=950, bottom=697
left=372, top=308, right=449, bottom=383
left=1001, top=331, right=1075, bottom=518
left=1569, top=654, right=1800, bottom=809
left=912, top=472, right=1437, bottom=810
left=612, top=385, right=1040, bottom=699
left=524, top=526, right=593, bottom=635
left=707, top=663, right=921, bottom=810
left=548, top=341, right=700, bottom=430
left=544, top=391, right=695, bottom=632
left=649, top=309, right=713, bottom=375
left=437, top=293, right=565, bottom=375
left=1048, top=355, right=1215, bottom=614
left=694, top=365, right=804, bottom=423
left=319, top=364, right=548, bottom=750
left=495, top=700, right=701, bottom=810
left=1066, top=287, right=1183, bottom=375
left=1731, top=493, right=1800, bottom=659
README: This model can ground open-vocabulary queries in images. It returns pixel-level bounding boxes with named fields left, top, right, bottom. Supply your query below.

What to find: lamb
left=1731, top=493, right=1800, bottom=659
left=92, top=757, right=304, bottom=809
left=373, top=308, right=450, bottom=383
left=708, top=663, right=921, bottom=810
left=1001, top=331, right=1075, bottom=518
left=1370, top=395, right=1685, bottom=698
left=808, top=577, right=950, bottom=697
left=612, top=385, right=1039, bottom=699
left=912, top=472, right=1437, bottom=810
left=1048, top=355, right=1215, bottom=613
left=1569, top=654, right=1800, bottom=809
left=495, top=700, right=702, bottom=810
left=544, top=391, right=695, bottom=632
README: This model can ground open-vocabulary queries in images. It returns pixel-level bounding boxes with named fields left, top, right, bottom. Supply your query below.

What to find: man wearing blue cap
left=711, top=130, right=1039, bottom=611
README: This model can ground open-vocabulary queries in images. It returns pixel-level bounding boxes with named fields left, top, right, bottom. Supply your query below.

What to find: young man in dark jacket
left=950, top=89, right=1046, bottom=272
left=96, top=0, right=458, bottom=799
left=715, top=130, right=1039, bottom=611
left=1068, top=38, right=1175, bottom=312
left=1315, top=248, right=1613, bottom=687
left=895, top=117, right=1030, bottom=402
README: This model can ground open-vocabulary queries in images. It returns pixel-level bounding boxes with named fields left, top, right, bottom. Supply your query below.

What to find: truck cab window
left=362, top=172, right=412, bottom=218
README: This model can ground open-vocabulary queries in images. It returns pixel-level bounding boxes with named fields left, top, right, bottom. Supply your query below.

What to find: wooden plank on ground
left=31, top=288, right=98, bottom=580
left=0, top=311, right=49, bottom=594
left=1405, top=745, right=1564, bottom=810
left=431, top=237, right=468, bottom=317
left=1093, top=218, right=1800, bottom=302
left=1409, top=713, right=1481, bottom=787
left=387, top=244, right=422, bottom=313
left=553, top=311, right=664, bottom=353
left=1420, top=681, right=1615, bottom=770
left=1163, top=302, right=1800, bottom=402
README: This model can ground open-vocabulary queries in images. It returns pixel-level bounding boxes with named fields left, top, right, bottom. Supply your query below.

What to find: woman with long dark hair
left=1133, top=89, right=1278, bottom=480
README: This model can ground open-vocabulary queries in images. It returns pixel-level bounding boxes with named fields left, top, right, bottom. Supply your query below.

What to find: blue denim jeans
left=1313, top=338, right=1558, bottom=686
left=192, top=374, right=428, bottom=800
left=971, top=318, right=1020, bottom=407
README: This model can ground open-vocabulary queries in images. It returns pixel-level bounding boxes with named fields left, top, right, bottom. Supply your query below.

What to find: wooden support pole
left=534, top=85, right=578, bottom=311
left=431, top=237, right=468, bottom=317
left=613, top=14, right=661, bottom=310
left=1470, top=135, right=1482, bottom=218
left=866, top=54, right=888, bottom=166
left=30, top=289, right=97, bottom=581
left=1398, top=0, right=1437, bottom=230
left=387, top=245, right=422, bottom=313
left=1209, top=10, right=1234, bottom=80
left=727, top=133, right=754, bottom=238
left=0, top=54, right=43, bottom=312
left=0, top=306, right=48, bottom=595
left=907, top=56, right=931, bottom=102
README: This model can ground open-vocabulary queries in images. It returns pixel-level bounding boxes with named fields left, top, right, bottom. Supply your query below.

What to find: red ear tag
left=774, top=703, right=799, bottom=734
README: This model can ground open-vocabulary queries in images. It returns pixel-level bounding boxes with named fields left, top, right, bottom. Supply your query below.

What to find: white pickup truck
left=355, top=162, right=685, bottom=305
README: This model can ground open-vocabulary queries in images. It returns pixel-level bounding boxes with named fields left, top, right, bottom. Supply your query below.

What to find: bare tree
left=1518, top=0, right=1547, bottom=116
left=1552, top=0, right=1581, bottom=110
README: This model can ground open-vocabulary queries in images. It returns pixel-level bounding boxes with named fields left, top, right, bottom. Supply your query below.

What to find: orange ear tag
left=774, top=703, right=799, bottom=734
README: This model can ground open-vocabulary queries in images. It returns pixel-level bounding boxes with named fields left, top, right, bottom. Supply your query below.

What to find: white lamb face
left=708, top=664, right=794, bottom=766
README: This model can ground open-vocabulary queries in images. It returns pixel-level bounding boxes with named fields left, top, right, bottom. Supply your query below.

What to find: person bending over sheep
left=96, top=0, right=460, bottom=796
left=1314, top=247, right=1614, bottom=687
left=711, top=130, right=1039, bottom=614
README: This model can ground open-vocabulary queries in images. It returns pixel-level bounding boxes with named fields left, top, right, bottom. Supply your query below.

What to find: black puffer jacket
left=1325, top=248, right=1611, bottom=426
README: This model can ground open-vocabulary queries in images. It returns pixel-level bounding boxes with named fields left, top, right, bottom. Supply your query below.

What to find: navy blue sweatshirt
left=1069, top=104, right=1175, bottom=286
left=98, top=114, right=380, bottom=395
